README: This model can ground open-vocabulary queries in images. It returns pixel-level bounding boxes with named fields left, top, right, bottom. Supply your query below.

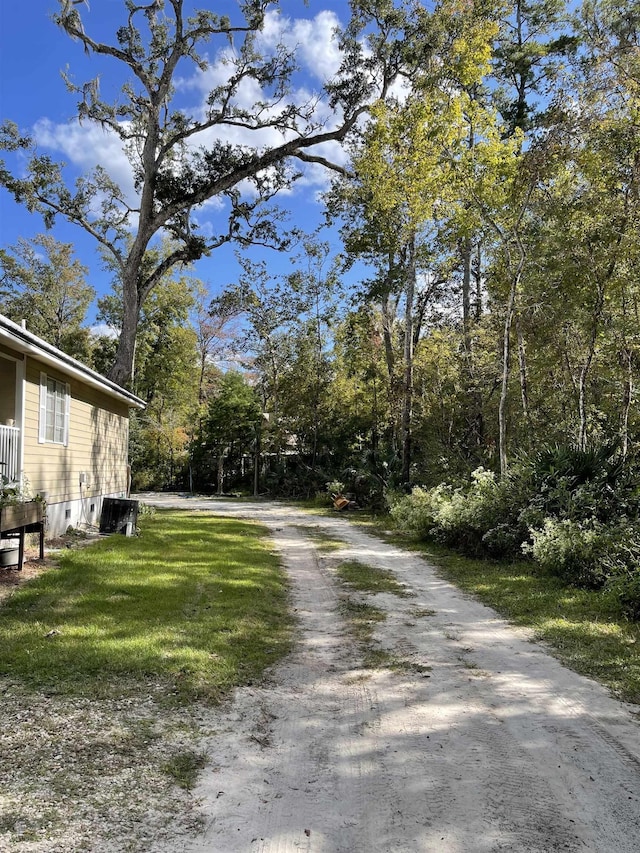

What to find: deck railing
left=0, top=424, right=20, bottom=483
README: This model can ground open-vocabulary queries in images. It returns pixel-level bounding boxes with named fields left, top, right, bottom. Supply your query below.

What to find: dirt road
left=138, top=494, right=640, bottom=853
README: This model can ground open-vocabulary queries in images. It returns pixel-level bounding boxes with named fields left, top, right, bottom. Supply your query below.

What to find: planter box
left=0, top=501, right=44, bottom=533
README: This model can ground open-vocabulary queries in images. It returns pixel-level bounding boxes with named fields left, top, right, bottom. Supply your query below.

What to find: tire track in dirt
left=138, top=495, right=640, bottom=853
left=177, top=522, right=397, bottom=852
left=314, top=516, right=640, bottom=852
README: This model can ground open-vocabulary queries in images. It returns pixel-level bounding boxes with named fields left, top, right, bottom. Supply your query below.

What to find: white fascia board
left=0, top=317, right=145, bottom=410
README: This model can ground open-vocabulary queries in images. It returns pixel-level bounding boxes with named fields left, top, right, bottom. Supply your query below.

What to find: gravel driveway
left=135, top=494, right=640, bottom=853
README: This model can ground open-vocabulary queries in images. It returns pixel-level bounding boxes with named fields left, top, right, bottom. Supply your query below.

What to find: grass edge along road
left=346, top=512, right=640, bottom=706
left=0, top=509, right=292, bottom=702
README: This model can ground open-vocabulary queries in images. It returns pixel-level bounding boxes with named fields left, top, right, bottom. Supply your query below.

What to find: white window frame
left=39, top=372, right=70, bottom=446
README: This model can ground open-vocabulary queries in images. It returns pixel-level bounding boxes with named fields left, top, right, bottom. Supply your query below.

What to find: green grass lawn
left=0, top=511, right=292, bottom=703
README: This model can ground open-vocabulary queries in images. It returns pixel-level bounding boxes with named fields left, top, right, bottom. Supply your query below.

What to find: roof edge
left=0, top=314, right=145, bottom=409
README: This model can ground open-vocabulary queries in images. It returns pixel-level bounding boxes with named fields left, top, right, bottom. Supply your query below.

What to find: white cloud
left=90, top=323, right=118, bottom=339
left=34, top=118, right=137, bottom=203
left=258, top=9, right=343, bottom=83
left=196, top=195, right=227, bottom=213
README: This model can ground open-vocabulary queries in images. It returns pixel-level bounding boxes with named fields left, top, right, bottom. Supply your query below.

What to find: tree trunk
left=311, top=288, right=323, bottom=470
left=401, top=234, right=416, bottom=485
left=499, top=280, right=516, bottom=477
left=198, top=352, right=208, bottom=404
left=371, top=371, right=379, bottom=454
left=620, top=347, right=633, bottom=459
left=578, top=282, right=605, bottom=451
left=106, top=271, right=142, bottom=387
left=253, top=423, right=261, bottom=497
left=462, top=237, right=473, bottom=360
left=498, top=237, right=526, bottom=477
left=514, top=310, right=530, bottom=428
left=381, top=292, right=396, bottom=381
left=461, top=236, right=485, bottom=450
left=216, top=453, right=224, bottom=495
left=381, top=290, right=399, bottom=456
left=578, top=363, right=591, bottom=451
left=474, top=242, right=483, bottom=321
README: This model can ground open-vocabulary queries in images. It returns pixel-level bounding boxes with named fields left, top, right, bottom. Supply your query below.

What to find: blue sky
left=0, top=1, right=358, bottom=325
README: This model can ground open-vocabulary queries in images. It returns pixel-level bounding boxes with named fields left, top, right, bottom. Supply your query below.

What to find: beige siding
left=23, top=356, right=130, bottom=503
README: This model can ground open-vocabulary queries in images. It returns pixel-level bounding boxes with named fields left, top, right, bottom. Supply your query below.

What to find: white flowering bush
left=388, top=484, right=453, bottom=538
left=526, top=518, right=611, bottom=588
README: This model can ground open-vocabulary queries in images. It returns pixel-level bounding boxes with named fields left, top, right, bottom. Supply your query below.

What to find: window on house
left=39, top=373, right=70, bottom=446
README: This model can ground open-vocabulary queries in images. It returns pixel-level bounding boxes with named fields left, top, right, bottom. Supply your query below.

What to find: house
left=0, top=314, right=144, bottom=537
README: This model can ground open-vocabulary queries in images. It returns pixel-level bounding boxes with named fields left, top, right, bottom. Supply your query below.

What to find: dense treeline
left=2, top=0, right=640, bottom=612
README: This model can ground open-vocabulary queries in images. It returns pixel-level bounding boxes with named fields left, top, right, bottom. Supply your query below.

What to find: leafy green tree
left=194, top=372, right=260, bottom=494
left=191, top=280, right=238, bottom=405
left=218, top=255, right=301, bottom=452
left=508, top=0, right=640, bottom=453
left=330, top=1, right=500, bottom=484
left=0, top=234, right=94, bottom=359
left=1, top=0, right=433, bottom=387
left=215, top=238, right=340, bottom=491
left=578, top=0, right=640, bottom=97
left=96, top=238, right=198, bottom=393
left=330, top=307, right=396, bottom=496
left=279, top=238, right=339, bottom=469
left=97, top=257, right=201, bottom=489
left=493, top=0, right=577, bottom=135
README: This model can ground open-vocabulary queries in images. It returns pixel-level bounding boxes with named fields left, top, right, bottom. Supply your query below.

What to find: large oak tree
left=0, top=0, right=430, bottom=386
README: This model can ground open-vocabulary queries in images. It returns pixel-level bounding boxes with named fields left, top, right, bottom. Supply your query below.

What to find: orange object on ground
left=332, top=494, right=350, bottom=511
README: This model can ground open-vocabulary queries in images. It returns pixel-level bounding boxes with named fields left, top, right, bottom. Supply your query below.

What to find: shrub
left=326, top=480, right=345, bottom=497
left=389, top=469, right=528, bottom=558
left=339, top=462, right=389, bottom=509
left=599, top=522, right=640, bottom=619
left=523, top=442, right=640, bottom=525
left=606, top=569, right=640, bottom=620
left=526, top=518, right=611, bottom=588
left=433, top=468, right=529, bottom=557
left=388, top=445, right=640, bottom=615
left=388, top=484, right=453, bottom=538
left=482, top=523, right=522, bottom=557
